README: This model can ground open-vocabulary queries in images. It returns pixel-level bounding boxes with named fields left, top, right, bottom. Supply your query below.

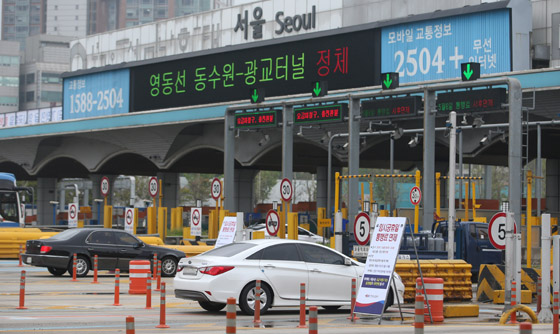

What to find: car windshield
left=48, top=229, right=83, bottom=240
left=201, top=242, right=257, bottom=257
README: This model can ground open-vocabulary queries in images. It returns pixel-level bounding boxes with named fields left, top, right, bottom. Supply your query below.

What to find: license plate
left=182, top=267, right=198, bottom=275
left=397, top=254, right=411, bottom=260
left=26, top=257, right=32, bottom=264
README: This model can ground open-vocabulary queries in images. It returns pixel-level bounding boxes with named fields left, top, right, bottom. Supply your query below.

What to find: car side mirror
left=344, top=258, right=352, bottom=266
left=134, top=242, right=144, bottom=249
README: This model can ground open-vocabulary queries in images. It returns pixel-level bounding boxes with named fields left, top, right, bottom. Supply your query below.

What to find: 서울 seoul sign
left=130, top=29, right=379, bottom=112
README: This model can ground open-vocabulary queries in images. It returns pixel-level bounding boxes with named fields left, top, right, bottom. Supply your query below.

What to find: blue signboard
left=381, top=9, right=511, bottom=84
left=63, top=69, right=130, bottom=119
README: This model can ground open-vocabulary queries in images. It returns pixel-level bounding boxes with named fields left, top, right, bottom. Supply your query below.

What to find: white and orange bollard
left=125, top=316, right=135, bottom=334
left=71, top=253, right=78, bottom=282
left=92, top=254, right=99, bottom=284
left=156, top=260, right=162, bottom=292
left=226, top=297, right=236, bottom=334
left=152, top=254, right=157, bottom=281
left=508, top=281, right=519, bottom=324
left=309, top=306, right=318, bottom=334
left=297, top=283, right=307, bottom=328
left=113, top=269, right=121, bottom=306
left=145, top=278, right=152, bottom=309
left=17, top=270, right=27, bottom=310
left=414, top=294, right=424, bottom=334
left=416, top=277, right=444, bottom=323
left=347, top=278, right=359, bottom=321
left=553, top=291, right=558, bottom=334
left=253, top=280, right=261, bottom=327
left=155, top=282, right=169, bottom=328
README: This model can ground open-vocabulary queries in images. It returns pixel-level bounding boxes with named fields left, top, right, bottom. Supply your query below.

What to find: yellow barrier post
left=317, top=208, right=326, bottom=236
left=527, top=170, right=533, bottom=268
left=436, top=172, right=441, bottom=219
left=288, top=212, right=298, bottom=240
left=147, top=206, right=157, bottom=235
left=414, top=170, right=421, bottom=233
left=334, top=172, right=340, bottom=214
left=133, top=208, right=139, bottom=234
left=472, top=182, right=481, bottom=221
left=463, top=181, right=469, bottom=221
left=103, top=205, right=113, bottom=228
left=278, top=202, right=286, bottom=239
left=158, top=207, right=167, bottom=240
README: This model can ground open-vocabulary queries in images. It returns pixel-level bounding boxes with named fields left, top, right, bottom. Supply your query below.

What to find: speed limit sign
left=280, top=178, right=293, bottom=202
left=100, top=177, right=110, bottom=197
left=353, top=212, right=371, bottom=246
left=488, top=212, right=517, bottom=250
left=149, top=177, right=159, bottom=198
left=211, top=178, right=222, bottom=200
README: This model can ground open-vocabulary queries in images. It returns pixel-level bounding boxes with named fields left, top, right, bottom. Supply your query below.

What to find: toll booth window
left=298, top=244, right=344, bottom=265
left=261, top=244, right=301, bottom=261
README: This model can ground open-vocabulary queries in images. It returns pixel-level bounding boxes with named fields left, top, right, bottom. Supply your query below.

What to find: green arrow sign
left=460, top=62, right=480, bottom=81
left=383, top=74, right=393, bottom=89
left=313, top=82, right=322, bottom=96
left=381, top=72, right=399, bottom=90
left=463, top=64, right=473, bottom=80
left=251, top=89, right=259, bottom=103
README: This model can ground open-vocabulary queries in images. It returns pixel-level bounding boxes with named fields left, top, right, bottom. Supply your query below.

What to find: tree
left=253, top=171, right=280, bottom=205
left=181, top=173, right=216, bottom=205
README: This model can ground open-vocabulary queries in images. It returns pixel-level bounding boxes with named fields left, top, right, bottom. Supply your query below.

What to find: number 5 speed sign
left=488, top=212, right=517, bottom=250
left=354, top=212, right=371, bottom=245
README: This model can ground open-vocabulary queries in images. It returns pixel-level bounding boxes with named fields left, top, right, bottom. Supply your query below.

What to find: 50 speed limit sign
left=488, top=212, right=517, bottom=250
left=149, top=177, right=159, bottom=198
left=280, top=178, right=293, bottom=202
left=354, top=212, right=371, bottom=246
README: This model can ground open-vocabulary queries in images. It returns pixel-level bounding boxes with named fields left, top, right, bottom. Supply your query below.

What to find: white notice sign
left=215, top=216, right=237, bottom=248
left=124, top=208, right=135, bottom=234
left=355, top=217, right=406, bottom=315
left=68, top=203, right=78, bottom=228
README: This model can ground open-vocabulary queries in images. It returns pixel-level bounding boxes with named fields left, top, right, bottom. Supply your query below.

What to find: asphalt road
left=0, top=260, right=554, bottom=333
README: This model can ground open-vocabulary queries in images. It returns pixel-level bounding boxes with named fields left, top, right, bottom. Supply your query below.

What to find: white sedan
left=174, top=239, right=405, bottom=315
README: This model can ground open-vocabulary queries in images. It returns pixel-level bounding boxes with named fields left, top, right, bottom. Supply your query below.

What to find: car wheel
left=47, top=267, right=67, bottom=276
left=239, top=282, right=272, bottom=315
left=198, top=301, right=226, bottom=312
left=384, top=287, right=394, bottom=312
left=68, top=255, right=90, bottom=277
left=322, top=306, right=341, bottom=311
left=160, top=257, right=178, bottom=277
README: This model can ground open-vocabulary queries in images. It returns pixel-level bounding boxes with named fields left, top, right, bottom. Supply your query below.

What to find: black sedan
left=23, top=228, right=185, bottom=277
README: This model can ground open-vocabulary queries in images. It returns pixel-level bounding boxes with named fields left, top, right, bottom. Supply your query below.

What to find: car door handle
left=263, top=264, right=276, bottom=269
left=310, top=268, right=321, bottom=273
left=87, top=247, right=94, bottom=251
left=120, top=249, right=128, bottom=252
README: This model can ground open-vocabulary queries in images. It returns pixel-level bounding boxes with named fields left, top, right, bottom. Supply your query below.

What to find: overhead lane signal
left=381, top=72, right=399, bottom=90
left=312, top=81, right=328, bottom=97
left=250, top=88, right=265, bottom=103
left=461, top=62, right=480, bottom=81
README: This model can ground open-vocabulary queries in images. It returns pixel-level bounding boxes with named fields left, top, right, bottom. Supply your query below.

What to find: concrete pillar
left=235, top=169, right=257, bottom=214
left=546, top=159, right=560, bottom=212
left=36, top=177, right=57, bottom=226
left=90, top=175, right=104, bottom=225
left=423, top=89, right=436, bottom=230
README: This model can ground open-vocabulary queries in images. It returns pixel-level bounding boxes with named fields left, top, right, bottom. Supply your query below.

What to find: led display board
left=361, top=96, right=422, bottom=119
left=436, top=88, right=506, bottom=113
left=63, top=69, right=130, bottom=119
left=234, top=110, right=279, bottom=128
left=131, top=30, right=380, bottom=112
left=381, top=9, right=511, bottom=83
left=294, top=104, right=347, bottom=124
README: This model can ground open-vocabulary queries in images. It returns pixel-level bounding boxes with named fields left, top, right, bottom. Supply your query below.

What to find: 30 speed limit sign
left=280, top=178, right=293, bottom=202
left=211, top=178, right=222, bottom=200
left=100, top=177, right=110, bottom=197
left=354, top=212, right=371, bottom=246
left=149, top=177, right=159, bottom=198
left=488, top=212, right=517, bottom=250
left=409, top=186, right=422, bottom=206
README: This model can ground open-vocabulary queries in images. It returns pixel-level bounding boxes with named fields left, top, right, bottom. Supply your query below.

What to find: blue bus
left=0, top=172, right=30, bottom=227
